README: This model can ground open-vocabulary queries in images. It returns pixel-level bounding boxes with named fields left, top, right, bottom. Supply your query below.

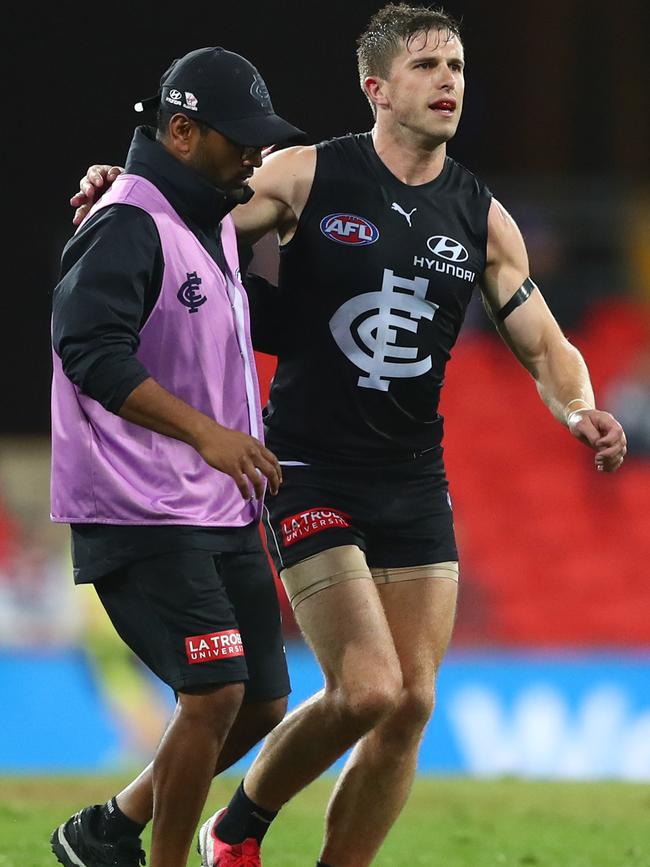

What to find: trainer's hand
left=195, top=425, right=282, bottom=500
left=70, top=164, right=124, bottom=225
left=567, top=409, right=627, bottom=472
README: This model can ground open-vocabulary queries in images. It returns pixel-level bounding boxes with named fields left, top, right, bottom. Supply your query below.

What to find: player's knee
left=337, top=688, right=398, bottom=733
left=401, top=684, right=436, bottom=729
left=335, top=670, right=403, bottom=732
left=382, top=683, right=435, bottom=744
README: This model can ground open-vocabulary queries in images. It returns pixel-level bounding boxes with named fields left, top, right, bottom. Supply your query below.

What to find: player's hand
left=195, top=425, right=282, bottom=500
left=70, top=164, right=124, bottom=225
left=567, top=409, right=627, bottom=472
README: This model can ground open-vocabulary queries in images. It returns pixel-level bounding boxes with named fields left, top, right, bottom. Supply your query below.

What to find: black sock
left=215, top=780, right=278, bottom=845
left=96, top=797, right=146, bottom=841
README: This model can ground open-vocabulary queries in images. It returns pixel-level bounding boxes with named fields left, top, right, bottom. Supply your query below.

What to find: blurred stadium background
left=3, top=0, right=648, bottom=785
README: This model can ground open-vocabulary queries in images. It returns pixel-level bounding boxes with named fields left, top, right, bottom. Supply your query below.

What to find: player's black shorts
left=263, top=448, right=458, bottom=572
left=94, top=543, right=290, bottom=699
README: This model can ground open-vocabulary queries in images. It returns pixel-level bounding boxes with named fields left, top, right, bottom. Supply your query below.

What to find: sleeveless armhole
left=278, top=145, right=322, bottom=253
left=477, top=177, right=493, bottom=269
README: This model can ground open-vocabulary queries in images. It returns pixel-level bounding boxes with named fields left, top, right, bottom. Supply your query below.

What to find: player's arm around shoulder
left=232, top=145, right=317, bottom=246
left=481, top=198, right=627, bottom=472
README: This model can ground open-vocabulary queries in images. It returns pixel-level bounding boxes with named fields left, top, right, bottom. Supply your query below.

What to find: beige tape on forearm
left=563, top=398, right=594, bottom=422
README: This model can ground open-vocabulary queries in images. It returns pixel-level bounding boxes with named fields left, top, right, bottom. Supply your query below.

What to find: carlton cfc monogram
left=177, top=270, right=207, bottom=313
left=329, top=268, right=439, bottom=391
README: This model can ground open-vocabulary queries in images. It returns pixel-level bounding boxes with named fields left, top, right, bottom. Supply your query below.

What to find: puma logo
left=391, top=202, right=417, bottom=227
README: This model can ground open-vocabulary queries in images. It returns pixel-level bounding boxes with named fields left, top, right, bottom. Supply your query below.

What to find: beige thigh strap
left=281, top=545, right=372, bottom=610
left=370, top=561, right=459, bottom=585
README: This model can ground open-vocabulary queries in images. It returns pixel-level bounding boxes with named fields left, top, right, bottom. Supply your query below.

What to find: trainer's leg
left=100, top=539, right=289, bottom=835
left=148, top=682, right=244, bottom=867
left=242, top=547, right=403, bottom=810
left=217, top=695, right=288, bottom=772
left=113, top=695, right=287, bottom=827
left=320, top=574, right=458, bottom=867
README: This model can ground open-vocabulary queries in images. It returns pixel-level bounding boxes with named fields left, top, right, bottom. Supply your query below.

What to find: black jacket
left=52, top=125, right=280, bottom=414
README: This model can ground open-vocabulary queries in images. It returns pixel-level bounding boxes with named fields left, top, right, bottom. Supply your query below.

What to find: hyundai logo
left=427, top=235, right=469, bottom=262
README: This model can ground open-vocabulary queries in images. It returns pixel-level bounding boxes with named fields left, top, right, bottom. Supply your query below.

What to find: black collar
left=124, top=125, right=252, bottom=232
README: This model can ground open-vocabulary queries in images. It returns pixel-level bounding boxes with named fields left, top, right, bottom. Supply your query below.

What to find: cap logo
left=165, top=87, right=183, bottom=107
left=184, top=92, right=198, bottom=110
left=250, top=74, right=271, bottom=109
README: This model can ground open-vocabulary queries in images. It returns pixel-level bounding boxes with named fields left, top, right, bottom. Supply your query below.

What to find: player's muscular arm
left=481, top=199, right=590, bottom=418
left=232, top=145, right=316, bottom=245
left=70, top=146, right=317, bottom=241
left=481, top=199, right=626, bottom=472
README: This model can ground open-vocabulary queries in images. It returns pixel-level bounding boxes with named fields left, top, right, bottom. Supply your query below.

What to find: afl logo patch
left=320, top=213, right=379, bottom=246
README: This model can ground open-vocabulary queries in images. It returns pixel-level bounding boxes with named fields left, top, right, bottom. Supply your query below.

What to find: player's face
left=191, top=128, right=263, bottom=191
left=381, top=29, right=465, bottom=144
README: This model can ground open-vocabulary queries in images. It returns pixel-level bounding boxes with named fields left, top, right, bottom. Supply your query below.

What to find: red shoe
left=197, top=808, right=261, bottom=866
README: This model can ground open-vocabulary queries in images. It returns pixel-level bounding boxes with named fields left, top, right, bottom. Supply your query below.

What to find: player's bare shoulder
left=234, top=145, right=317, bottom=244
left=486, top=199, right=526, bottom=259
left=252, top=146, right=316, bottom=217
left=483, top=197, right=531, bottom=305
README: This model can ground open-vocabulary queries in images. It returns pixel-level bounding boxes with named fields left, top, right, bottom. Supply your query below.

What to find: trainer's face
left=191, top=128, right=263, bottom=191
left=373, top=28, right=465, bottom=144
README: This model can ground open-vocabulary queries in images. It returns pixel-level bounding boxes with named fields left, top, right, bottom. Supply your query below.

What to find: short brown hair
left=357, top=3, right=462, bottom=103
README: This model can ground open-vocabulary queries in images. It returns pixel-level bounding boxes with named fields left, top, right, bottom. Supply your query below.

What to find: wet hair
left=356, top=4, right=462, bottom=111
left=156, top=108, right=212, bottom=139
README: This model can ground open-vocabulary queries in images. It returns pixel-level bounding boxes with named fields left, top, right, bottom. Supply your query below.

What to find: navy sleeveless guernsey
left=264, top=132, right=492, bottom=463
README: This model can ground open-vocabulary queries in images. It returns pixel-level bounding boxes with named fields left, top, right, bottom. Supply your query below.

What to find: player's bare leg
left=243, top=554, right=403, bottom=808
left=113, top=696, right=288, bottom=827
left=319, top=574, right=458, bottom=867
left=148, top=683, right=244, bottom=867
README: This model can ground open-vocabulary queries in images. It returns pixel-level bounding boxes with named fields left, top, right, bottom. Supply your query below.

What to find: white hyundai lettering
left=427, top=235, right=469, bottom=262
left=329, top=268, right=439, bottom=391
left=413, top=256, right=475, bottom=282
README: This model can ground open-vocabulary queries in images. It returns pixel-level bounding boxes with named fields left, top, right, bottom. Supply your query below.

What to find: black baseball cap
left=134, top=46, right=305, bottom=147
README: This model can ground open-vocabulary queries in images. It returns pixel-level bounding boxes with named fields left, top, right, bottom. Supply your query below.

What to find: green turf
left=0, top=775, right=648, bottom=866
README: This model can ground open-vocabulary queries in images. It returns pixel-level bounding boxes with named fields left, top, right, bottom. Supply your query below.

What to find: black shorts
left=94, top=544, right=290, bottom=698
left=264, top=449, right=458, bottom=572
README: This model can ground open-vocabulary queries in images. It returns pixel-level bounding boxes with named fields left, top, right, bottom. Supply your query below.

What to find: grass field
left=0, top=775, right=648, bottom=866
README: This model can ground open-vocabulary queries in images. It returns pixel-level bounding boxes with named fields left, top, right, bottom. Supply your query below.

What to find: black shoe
left=50, top=805, right=146, bottom=867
